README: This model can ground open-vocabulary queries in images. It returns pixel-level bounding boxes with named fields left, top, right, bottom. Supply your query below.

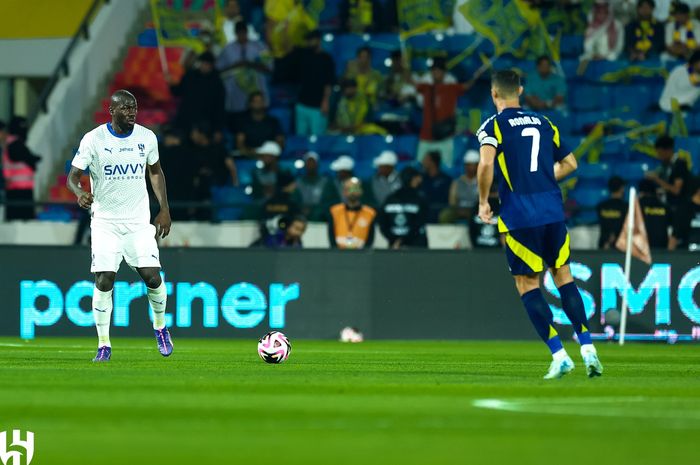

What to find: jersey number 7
left=522, top=127, right=540, bottom=173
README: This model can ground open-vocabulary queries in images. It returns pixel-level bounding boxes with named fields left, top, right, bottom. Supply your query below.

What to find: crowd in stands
left=6, top=0, right=700, bottom=251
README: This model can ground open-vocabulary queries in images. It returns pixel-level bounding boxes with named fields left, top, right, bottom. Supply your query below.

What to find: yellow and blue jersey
left=477, top=107, right=571, bottom=233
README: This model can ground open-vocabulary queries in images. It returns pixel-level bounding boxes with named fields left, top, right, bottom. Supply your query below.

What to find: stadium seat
left=569, top=83, right=610, bottom=112
left=572, top=110, right=610, bottom=133
left=611, top=84, right=655, bottom=116
left=234, top=158, right=258, bottom=186
left=315, top=135, right=359, bottom=160
left=569, top=187, right=608, bottom=208
left=269, top=107, right=292, bottom=135
left=612, top=162, right=653, bottom=185
left=599, top=138, right=628, bottom=163
left=560, top=35, right=584, bottom=58
left=283, top=135, right=314, bottom=159
left=211, top=186, right=253, bottom=221
left=576, top=162, right=611, bottom=189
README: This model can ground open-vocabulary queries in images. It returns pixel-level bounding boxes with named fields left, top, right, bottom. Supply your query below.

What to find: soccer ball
left=257, top=331, right=291, bottom=364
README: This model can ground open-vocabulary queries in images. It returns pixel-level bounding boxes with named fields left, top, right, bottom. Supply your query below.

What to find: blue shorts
left=504, top=221, right=571, bottom=276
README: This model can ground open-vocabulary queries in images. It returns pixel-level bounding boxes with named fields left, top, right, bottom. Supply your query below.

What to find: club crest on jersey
left=138, top=143, right=145, bottom=157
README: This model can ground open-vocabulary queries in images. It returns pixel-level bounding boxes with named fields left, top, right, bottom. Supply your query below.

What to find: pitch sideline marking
left=472, top=397, right=700, bottom=421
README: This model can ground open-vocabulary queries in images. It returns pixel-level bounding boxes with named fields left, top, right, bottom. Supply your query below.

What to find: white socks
left=93, top=288, right=113, bottom=348
left=552, top=348, right=569, bottom=362
left=147, top=281, right=167, bottom=330
left=580, top=344, right=596, bottom=356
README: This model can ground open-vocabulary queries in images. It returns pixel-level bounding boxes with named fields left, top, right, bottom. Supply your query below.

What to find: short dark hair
left=654, top=134, right=675, bottom=150
left=674, top=2, right=690, bottom=14
left=672, top=2, right=690, bottom=15
left=536, top=55, right=551, bottom=66
left=426, top=150, right=441, bottom=167
left=247, top=91, right=264, bottom=106
left=689, top=50, right=700, bottom=66
left=357, top=46, right=371, bottom=56
left=235, top=20, right=248, bottom=34
left=638, top=0, right=655, bottom=8
left=400, top=166, right=421, bottom=186
left=390, top=49, right=402, bottom=60
left=492, top=69, right=521, bottom=98
left=341, top=78, right=357, bottom=89
left=199, top=51, right=216, bottom=64
left=431, top=57, right=447, bottom=71
left=608, top=176, right=625, bottom=193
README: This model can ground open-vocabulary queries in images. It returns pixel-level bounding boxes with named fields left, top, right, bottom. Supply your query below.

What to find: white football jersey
left=72, top=123, right=159, bottom=224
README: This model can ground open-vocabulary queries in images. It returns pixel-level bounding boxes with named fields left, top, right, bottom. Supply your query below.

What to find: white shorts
left=90, top=220, right=161, bottom=273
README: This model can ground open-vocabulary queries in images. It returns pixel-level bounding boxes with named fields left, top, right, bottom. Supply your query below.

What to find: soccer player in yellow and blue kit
left=477, top=70, right=603, bottom=379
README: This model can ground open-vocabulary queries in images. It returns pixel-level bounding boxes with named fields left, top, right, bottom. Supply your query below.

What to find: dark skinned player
left=67, top=90, right=173, bottom=362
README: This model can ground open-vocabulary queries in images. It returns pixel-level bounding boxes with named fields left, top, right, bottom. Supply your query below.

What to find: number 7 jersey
left=477, top=107, right=572, bottom=233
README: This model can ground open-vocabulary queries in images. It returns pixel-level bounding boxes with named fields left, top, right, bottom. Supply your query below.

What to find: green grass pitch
left=1, top=338, right=699, bottom=465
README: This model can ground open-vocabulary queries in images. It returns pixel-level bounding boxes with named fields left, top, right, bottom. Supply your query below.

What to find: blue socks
left=558, top=282, right=592, bottom=346
left=521, top=288, right=563, bottom=354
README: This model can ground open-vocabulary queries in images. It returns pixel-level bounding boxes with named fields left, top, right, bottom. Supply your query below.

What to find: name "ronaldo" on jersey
left=507, top=116, right=542, bottom=127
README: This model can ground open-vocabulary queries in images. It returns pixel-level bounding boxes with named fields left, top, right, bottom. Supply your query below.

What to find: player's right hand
left=478, top=202, right=494, bottom=224
left=78, top=192, right=94, bottom=209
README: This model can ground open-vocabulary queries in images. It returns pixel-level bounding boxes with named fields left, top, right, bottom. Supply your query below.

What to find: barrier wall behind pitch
left=1, top=246, right=699, bottom=341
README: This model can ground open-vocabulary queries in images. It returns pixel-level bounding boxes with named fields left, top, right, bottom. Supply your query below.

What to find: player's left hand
left=478, top=202, right=494, bottom=224
left=154, top=210, right=172, bottom=239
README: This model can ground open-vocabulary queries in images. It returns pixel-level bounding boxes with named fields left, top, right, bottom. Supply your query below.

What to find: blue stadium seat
left=569, top=83, right=610, bottom=112
left=581, top=60, right=628, bottom=81
left=234, top=158, right=257, bottom=186
left=318, top=1, right=341, bottom=31
left=612, top=161, right=653, bottom=184
left=282, top=135, right=311, bottom=159
left=269, top=107, right=292, bottom=135
left=572, top=110, right=610, bottom=133
left=357, top=135, right=389, bottom=161
left=576, top=162, right=611, bottom=189
left=354, top=158, right=374, bottom=180
left=315, top=135, right=359, bottom=159
left=211, top=186, right=252, bottom=221
left=560, top=35, right=584, bottom=58
left=560, top=59, right=579, bottom=78
left=599, top=138, right=628, bottom=163
left=452, top=135, right=479, bottom=169
left=611, top=84, right=655, bottom=116
left=569, top=187, right=608, bottom=208
left=137, top=29, right=158, bottom=47
left=356, top=135, right=420, bottom=165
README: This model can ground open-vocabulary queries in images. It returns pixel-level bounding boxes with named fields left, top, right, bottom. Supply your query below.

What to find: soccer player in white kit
left=67, top=90, right=173, bottom=362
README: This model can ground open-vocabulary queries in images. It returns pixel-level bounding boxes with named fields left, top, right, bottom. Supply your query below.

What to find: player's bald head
left=110, top=89, right=136, bottom=109
left=491, top=70, right=522, bottom=99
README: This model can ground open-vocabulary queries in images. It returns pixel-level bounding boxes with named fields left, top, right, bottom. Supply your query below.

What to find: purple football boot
left=154, top=327, right=173, bottom=357
left=92, top=346, right=111, bottom=362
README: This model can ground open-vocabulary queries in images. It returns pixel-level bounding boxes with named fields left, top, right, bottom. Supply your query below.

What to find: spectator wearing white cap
left=364, top=150, right=401, bottom=208
left=294, top=151, right=329, bottom=221
left=445, top=149, right=480, bottom=223
left=321, top=155, right=356, bottom=209
left=251, top=141, right=282, bottom=200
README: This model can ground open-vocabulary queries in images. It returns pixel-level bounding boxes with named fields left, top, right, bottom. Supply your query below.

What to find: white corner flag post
left=619, top=187, right=636, bottom=346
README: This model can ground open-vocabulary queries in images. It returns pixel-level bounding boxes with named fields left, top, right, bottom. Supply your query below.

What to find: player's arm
left=477, top=145, right=496, bottom=224
left=554, top=153, right=578, bottom=181
left=147, top=160, right=171, bottom=238
left=67, top=166, right=93, bottom=209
